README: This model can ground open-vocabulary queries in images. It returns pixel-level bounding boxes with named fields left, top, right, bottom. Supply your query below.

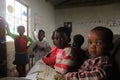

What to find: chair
left=110, top=34, right=120, bottom=80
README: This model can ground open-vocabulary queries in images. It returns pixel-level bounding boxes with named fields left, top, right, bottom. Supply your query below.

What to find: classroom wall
left=55, top=3, right=120, bottom=49
left=0, top=0, right=55, bottom=76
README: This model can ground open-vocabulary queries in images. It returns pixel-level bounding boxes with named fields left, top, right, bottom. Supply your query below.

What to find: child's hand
left=38, top=46, right=44, bottom=51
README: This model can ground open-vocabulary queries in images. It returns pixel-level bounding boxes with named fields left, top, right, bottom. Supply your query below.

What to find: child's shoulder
left=87, top=56, right=111, bottom=63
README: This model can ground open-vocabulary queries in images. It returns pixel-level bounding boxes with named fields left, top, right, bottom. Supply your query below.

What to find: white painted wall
left=55, top=3, right=120, bottom=49
left=0, top=0, right=6, bottom=17
left=23, top=0, right=55, bottom=46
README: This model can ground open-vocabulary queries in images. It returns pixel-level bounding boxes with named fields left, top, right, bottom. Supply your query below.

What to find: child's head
left=0, top=16, right=8, bottom=27
left=38, top=29, right=45, bottom=41
left=72, top=34, right=84, bottom=48
left=17, top=25, right=25, bottom=36
left=54, top=26, right=71, bottom=49
left=88, top=26, right=113, bottom=58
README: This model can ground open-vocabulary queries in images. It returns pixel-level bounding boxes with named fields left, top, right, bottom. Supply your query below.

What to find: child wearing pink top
left=53, top=27, right=74, bottom=74
left=43, top=27, right=74, bottom=74
left=43, top=30, right=58, bottom=67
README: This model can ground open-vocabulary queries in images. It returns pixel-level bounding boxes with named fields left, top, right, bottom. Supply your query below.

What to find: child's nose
left=91, top=43, right=96, bottom=49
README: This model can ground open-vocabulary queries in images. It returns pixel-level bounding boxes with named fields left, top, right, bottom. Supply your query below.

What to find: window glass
left=6, top=0, right=28, bottom=37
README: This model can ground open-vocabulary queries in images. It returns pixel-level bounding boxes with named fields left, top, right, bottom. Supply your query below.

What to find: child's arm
left=27, top=36, right=33, bottom=47
left=42, top=55, right=56, bottom=67
left=27, top=41, right=36, bottom=55
left=44, top=41, right=51, bottom=52
left=6, top=24, right=16, bottom=39
left=64, top=57, right=112, bottom=80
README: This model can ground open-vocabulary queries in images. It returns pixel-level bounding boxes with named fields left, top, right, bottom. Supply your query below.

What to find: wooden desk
left=26, top=60, right=61, bottom=80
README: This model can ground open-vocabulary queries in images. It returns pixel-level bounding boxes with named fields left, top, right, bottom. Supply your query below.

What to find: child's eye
left=88, top=41, right=92, bottom=45
left=54, top=37, right=58, bottom=40
left=96, top=41, right=102, bottom=46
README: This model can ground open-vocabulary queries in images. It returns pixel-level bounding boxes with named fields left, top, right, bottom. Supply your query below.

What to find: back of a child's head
left=0, top=16, right=6, bottom=26
left=73, top=34, right=84, bottom=48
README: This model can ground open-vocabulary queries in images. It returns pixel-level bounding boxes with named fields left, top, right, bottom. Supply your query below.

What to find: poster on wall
left=64, top=22, right=72, bottom=32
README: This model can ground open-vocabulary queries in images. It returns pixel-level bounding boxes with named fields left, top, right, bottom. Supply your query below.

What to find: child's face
left=17, top=26, right=25, bottom=36
left=38, top=32, right=45, bottom=41
left=88, top=30, right=108, bottom=58
left=54, top=32, right=68, bottom=49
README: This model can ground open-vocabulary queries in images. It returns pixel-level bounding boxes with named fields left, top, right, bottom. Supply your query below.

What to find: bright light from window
left=6, top=0, right=28, bottom=38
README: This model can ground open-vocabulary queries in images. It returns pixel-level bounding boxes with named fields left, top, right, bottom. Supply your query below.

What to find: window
left=6, top=0, right=28, bottom=36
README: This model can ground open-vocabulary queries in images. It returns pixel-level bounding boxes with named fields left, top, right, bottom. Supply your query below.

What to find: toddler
left=64, top=26, right=113, bottom=80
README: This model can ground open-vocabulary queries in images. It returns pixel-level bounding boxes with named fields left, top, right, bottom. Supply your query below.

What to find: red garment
left=15, top=36, right=28, bottom=52
left=43, top=46, right=58, bottom=67
left=54, top=44, right=74, bottom=74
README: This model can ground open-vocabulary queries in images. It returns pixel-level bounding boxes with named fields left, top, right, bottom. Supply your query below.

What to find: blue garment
left=13, top=52, right=29, bottom=65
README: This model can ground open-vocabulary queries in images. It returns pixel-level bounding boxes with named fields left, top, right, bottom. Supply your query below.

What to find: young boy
left=71, top=34, right=86, bottom=71
left=64, top=26, right=113, bottom=80
left=6, top=25, right=33, bottom=77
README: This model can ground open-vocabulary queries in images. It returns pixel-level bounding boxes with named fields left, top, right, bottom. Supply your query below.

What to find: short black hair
left=17, top=25, right=25, bottom=29
left=56, top=26, right=71, bottom=43
left=73, top=34, right=84, bottom=46
left=91, top=26, right=113, bottom=45
left=38, top=29, right=45, bottom=34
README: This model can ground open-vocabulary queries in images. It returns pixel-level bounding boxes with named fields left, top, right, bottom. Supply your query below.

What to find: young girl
left=6, top=25, right=33, bottom=77
left=64, top=26, right=113, bottom=80
left=28, top=29, right=51, bottom=62
left=43, top=27, right=74, bottom=74
left=42, top=30, right=58, bottom=67
left=54, top=27, right=75, bottom=74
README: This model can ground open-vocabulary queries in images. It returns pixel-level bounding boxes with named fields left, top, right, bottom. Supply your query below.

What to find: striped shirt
left=54, top=46, right=74, bottom=74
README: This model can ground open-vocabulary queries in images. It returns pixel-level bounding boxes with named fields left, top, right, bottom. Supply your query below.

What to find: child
left=28, top=29, right=51, bottom=62
left=43, top=27, right=74, bottom=75
left=64, top=26, right=113, bottom=80
left=42, top=30, right=58, bottom=67
left=71, top=34, right=86, bottom=71
left=6, top=25, right=33, bottom=77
